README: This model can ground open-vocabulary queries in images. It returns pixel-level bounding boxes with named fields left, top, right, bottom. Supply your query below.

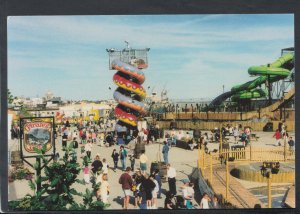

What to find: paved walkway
left=9, top=138, right=200, bottom=210
left=8, top=130, right=295, bottom=210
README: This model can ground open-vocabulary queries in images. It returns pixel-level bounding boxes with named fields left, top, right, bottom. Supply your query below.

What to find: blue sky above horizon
left=8, top=14, right=294, bottom=100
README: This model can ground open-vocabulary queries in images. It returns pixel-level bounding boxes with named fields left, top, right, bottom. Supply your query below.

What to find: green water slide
left=230, top=53, right=294, bottom=101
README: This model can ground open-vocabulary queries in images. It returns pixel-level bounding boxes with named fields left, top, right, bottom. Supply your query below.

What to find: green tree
left=19, top=106, right=32, bottom=117
left=8, top=143, right=107, bottom=211
left=7, top=89, right=15, bottom=104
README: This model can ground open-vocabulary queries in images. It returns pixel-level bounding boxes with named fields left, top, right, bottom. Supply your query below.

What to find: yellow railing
left=197, top=145, right=295, bottom=208
left=198, top=146, right=295, bottom=170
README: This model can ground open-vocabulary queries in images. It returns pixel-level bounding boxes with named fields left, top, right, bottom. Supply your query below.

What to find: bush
left=9, top=144, right=106, bottom=211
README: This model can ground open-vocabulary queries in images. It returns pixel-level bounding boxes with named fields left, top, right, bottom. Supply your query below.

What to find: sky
left=7, top=14, right=294, bottom=101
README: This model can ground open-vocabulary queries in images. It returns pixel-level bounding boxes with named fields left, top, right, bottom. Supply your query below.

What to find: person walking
left=97, top=174, right=110, bottom=204
left=11, top=125, right=20, bottom=142
left=288, top=136, right=295, bottom=154
left=162, top=141, right=169, bottom=164
left=83, top=164, right=90, bottom=184
left=62, top=132, right=68, bottom=149
left=102, top=158, right=109, bottom=174
left=233, top=127, right=239, bottom=143
left=92, top=131, right=97, bottom=143
left=200, top=192, right=211, bottom=209
left=164, top=191, right=176, bottom=209
left=167, top=164, right=177, bottom=195
left=139, top=151, right=148, bottom=174
left=141, top=173, right=156, bottom=209
left=111, top=149, right=119, bottom=171
left=129, top=154, right=135, bottom=171
left=182, top=182, right=193, bottom=209
left=71, top=137, right=78, bottom=150
left=150, top=175, right=159, bottom=209
left=119, top=167, right=133, bottom=210
left=91, top=154, right=103, bottom=175
left=81, top=130, right=87, bottom=144
left=132, top=169, right=144, bottom=207
left=151, top=169, right=162, bottom=198
left=212, top=194, right=220, bottom=209
left=119, top=146, right=128, bottom=171
left=85, top=140, right=93, bottom=160
left=273, top=129, right=282, bottom=146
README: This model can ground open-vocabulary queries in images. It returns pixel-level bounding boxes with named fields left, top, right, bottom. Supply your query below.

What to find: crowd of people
left=273, top=122, right=295, bottom=152
left=52, top=119, right=224, bottom=210
left=12, top=117, right=292, bottom=210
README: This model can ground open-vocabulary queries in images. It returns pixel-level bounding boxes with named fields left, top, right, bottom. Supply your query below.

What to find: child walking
left=129, top=154, right=136, bottom=171
left=83, top=164, right=90, bottom=184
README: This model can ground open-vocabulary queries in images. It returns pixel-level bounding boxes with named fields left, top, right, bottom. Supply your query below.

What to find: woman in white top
left=102, top=158, right=109, bottom=174
left=200, top=193, right=211, bottom=209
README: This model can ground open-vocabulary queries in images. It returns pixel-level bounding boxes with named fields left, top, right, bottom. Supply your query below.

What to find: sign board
left=20, top=117, right=55, bottom=158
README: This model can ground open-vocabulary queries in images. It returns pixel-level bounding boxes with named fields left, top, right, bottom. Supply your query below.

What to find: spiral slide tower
left=107, top=44, right=150, bottom=140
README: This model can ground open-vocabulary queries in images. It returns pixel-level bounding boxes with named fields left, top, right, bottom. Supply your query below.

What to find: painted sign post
left=19, top=117, right=55, bottom=191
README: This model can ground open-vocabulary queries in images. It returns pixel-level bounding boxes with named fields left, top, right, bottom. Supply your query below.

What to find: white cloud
left=7, top=15, right=294, bottom=100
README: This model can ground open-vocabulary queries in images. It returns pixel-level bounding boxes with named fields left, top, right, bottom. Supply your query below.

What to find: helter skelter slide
left=107, top=44, right=150, bottom=142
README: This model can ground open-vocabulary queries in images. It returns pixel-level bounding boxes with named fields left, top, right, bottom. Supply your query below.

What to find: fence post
left=210, top=153, right=213, bottom=185
left=226, top=161, right=229, bottom=201
left=202, top=148, right=205, bottom=169
left=268, top=173, right=272, bottom=208
left=220, top=126, right=223, bottom=154
left=198, top=141, right=201, bottom=169
left=284, top=137, right=287, bottom=162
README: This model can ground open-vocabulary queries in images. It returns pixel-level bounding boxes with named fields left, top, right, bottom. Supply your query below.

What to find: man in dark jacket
left=91, top=154, right=103, bottom=174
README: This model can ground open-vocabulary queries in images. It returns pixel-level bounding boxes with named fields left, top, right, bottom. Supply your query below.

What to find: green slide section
left=230, top=53, right=294, bottom=101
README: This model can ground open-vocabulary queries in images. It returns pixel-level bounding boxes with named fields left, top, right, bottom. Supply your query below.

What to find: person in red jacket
left=119, top=167, right=133, bottom=209
left=273, top=129, right=282, bottom=146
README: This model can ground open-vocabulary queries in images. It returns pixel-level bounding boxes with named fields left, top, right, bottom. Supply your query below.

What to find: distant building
left=27, top=108, right=59, bottom=118
left=44, top=91, right=54, bottom=101
left=58, top=102, right=114, bottom=121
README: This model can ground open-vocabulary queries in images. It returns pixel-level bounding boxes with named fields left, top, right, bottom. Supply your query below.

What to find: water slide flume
left=209, top=52, right=294, bottom=107
left=112, top=59, right=148, bottom=133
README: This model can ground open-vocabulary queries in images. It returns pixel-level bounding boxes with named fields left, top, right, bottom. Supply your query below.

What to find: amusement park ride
left=208, top=47, right=295, bottom=113
left=107, top=42, right=150, bottom=143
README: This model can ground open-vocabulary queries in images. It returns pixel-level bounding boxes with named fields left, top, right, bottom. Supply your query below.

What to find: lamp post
left=260, top=161, right=280, bottom=208
left=267, top=172, right=272, bottom=208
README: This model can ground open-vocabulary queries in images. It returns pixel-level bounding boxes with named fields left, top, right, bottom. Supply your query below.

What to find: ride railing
left=197, top=145, right=295, bottom=207
left=199, top=145, right=295, bottom=170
